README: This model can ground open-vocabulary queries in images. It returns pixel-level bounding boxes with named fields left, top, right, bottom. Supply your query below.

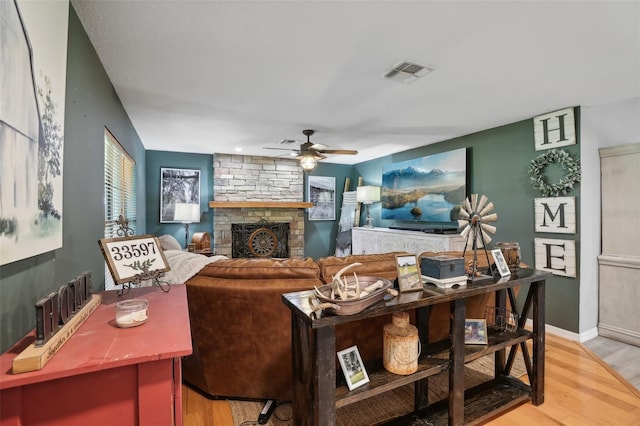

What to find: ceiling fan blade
left=310, top=143, right=329, bottom=150
left=263, top=147, right=298, bottom=152
left=317, top=149, right=358, bottom=155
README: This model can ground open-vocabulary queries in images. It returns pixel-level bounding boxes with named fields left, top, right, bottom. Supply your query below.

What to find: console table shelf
left=282, top=269, right=548, bottom=425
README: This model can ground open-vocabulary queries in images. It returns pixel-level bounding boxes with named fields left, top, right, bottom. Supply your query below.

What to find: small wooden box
left=421, top=255, right=465, bottom=279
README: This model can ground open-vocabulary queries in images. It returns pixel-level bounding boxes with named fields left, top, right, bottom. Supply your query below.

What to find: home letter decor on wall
left=531, top=107, right=579, bottom=278
left=534, top=197, right=576, bottom=234
left=534, top=237, right=576, bottom=278
left=533, top=107, right=576, bottom=151
left=0, top=0, right=69, bottom=265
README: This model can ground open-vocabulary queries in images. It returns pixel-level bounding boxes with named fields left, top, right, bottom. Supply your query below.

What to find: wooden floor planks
left=182, top=333, right=640, bottom=426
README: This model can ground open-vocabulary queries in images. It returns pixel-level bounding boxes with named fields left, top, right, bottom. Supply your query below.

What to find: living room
left=1, top=1, right=639, bottom=424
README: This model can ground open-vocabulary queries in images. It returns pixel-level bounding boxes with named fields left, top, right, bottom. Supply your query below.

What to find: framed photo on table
left=396, top=254, right=422, bottom=292
left=464, top=319, right=488, bottom=345
left=337, top=345, right=369, bottom=391
left=491, top=249, right=511, bottom=277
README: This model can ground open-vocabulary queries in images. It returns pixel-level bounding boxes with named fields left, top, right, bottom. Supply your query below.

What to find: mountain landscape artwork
left=381, top=148, right=467, bottom=223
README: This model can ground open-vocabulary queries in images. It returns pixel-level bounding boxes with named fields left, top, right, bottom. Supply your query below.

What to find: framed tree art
left=160, top=168, right=200, bottom=223
left=308, top=176, right=336, bottom=221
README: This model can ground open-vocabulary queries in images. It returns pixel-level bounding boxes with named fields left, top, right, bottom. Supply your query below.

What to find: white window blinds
left=104, top=129, right=136, bottom=238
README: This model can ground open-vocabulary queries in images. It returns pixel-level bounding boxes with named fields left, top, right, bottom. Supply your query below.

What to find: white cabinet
left=352, top=227, right=465, bottom=255
left=598, top=143, right=640, bottom=346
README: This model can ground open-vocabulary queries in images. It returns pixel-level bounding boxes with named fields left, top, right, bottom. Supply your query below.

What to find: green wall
left=352, top=115, right=581, bottom=332
left=0, top=7, right=147, bottom=352
left=303, top=163, right=353, bottom=259
left=145, top=151, right=214, bottom=244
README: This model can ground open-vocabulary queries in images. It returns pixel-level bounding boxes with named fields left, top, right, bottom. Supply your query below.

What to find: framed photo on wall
left=160, top=168, right=200, bottom=223
left=308, top=175, right=336, bottom=221
left=337, top=345, right=369, bottom=391
left=396, top=254, right=422, bottom=292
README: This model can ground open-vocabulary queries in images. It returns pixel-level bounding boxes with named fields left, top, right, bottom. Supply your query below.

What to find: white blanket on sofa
left=140, top=250, right=227, bottom=286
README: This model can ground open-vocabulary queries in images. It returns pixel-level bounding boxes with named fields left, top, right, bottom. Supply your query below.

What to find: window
left=104, top=129, right=136, bottom=289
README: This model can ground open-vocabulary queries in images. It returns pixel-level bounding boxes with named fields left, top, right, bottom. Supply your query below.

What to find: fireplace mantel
left=209, top=201, right=313, bottom=209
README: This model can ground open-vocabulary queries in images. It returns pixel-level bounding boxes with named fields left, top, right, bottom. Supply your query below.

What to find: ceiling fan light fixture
left=299, top=154, right=318, bottom=172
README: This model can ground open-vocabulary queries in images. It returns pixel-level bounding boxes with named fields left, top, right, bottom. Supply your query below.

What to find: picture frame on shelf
left=337, top=345, right=369, bottom=391
left=464, top=319, right=488, bottom=345
left=491, top=248, right=511, bottom=277
left=396, top=254, right=422, bottom=292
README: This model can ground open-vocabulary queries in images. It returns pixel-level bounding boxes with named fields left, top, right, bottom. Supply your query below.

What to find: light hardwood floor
left=182, top=333, right=640, bottom=425
left=582, top=335, right=640, bottom=391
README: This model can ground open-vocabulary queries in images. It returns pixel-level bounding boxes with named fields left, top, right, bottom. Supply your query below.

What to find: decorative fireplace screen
left=231, top=219, right=289, bottom=258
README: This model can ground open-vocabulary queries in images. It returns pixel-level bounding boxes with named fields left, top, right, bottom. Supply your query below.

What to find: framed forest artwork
left=160, top=168, right=201, bottom=223
left=1, top=0, right=69, bottom=265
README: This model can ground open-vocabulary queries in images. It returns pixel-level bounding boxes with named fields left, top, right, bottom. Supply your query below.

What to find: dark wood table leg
left=291, top=314, right=337, bottom=426
left=494, top=289, right=507, bottom=375
left=450, top=298, right=465, bottom=426
left=415, top=306, right=431, bottom=410
left=532, top=279, right=545, bottom=405
left=316, top=325, right=337, bottom=425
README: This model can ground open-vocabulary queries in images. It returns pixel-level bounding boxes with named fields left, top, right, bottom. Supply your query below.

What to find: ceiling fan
left=264, top=129, right=358, bottom=172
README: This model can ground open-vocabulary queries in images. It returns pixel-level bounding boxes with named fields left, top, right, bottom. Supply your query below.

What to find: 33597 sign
left=99, top=235, right=169, bottom=284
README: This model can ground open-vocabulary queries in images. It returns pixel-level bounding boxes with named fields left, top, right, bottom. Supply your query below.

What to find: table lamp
left=356, top=186, right=381, bottom=228
left=173, top=203, right=200, bottom=248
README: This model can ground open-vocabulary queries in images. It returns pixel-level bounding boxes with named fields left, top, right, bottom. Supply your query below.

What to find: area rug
left=229, top=354, right=527, bottom=425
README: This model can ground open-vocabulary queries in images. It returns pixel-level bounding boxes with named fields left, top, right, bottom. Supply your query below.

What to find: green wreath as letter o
left=528, top=149, right=581, bottom=197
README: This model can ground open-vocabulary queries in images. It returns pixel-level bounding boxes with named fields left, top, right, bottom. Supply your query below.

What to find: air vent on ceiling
left=279, top=139, right=298, bottom=145
left=384, top=61, right=434, bottom=84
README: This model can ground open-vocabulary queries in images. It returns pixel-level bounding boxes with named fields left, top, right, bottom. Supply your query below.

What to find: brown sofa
left=182, top=251, right=498, bottom=401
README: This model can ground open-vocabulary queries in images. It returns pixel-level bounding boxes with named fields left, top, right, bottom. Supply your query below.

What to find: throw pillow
left=159, top=234, right=182, bottom=251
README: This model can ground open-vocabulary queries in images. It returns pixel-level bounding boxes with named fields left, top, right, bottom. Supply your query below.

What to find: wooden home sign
left=531, top=108, right=579, bottom=278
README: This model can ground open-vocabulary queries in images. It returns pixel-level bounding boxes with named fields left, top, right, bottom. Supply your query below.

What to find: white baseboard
left=525, top=319, right=598, bottom=343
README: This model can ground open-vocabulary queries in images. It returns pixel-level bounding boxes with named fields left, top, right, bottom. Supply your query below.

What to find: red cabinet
left=1, top=285, right=192, bottom=425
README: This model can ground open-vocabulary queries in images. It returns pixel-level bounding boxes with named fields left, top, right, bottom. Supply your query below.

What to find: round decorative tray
left=313, top=276, right=393, bottom=316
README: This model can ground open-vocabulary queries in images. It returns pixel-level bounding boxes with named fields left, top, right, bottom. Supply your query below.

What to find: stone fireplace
left=212, top=154, right=306, bottom=258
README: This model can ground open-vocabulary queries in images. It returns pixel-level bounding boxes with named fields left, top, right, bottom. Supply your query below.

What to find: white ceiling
left=71, top=0, right=639, bottom=165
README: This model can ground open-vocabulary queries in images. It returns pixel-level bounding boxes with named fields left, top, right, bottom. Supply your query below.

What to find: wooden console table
left=352, top=227, right=465, bottom=255
left=0, top=285, right=192, bottom=426
left=282, top=269, right=548, bottom=425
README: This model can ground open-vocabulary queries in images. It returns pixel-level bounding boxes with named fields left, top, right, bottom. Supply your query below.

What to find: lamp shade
left=173, top=203, right=200, bottom=223
left=357, top=186, right=381, bottom=204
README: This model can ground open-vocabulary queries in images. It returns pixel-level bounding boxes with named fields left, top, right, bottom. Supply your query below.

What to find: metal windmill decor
left=458, top=194, right=497, bottom=278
